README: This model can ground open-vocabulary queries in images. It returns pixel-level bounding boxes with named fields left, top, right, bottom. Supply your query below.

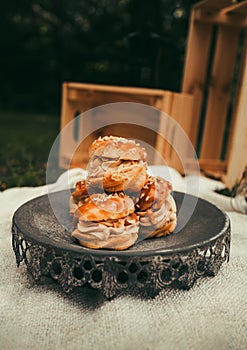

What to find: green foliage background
left=0, top=0, right=197, bottom=114
left=0, top=0, right=198, bottom=190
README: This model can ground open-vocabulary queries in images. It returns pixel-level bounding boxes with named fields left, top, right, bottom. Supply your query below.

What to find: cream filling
left=138, top=195, right=176, bottom=229
left=88, top=158, right=121, bottom=178
left=76, top=217, right=139, bottom=241
left=88, top=158, right=146, bottom=181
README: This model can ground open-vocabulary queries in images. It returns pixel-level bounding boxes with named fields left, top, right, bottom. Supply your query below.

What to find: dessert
left=69, top=179, right=88, bottom=215
left=70, top=135, right=177, bottom=250
left=89, top=135, right=147, bottom=161
left=72, top=193, right=139, bottom=250
left=88, top=161, right=147, bottom=193
left=136, top=176, right=177, bottom=238
left=87, top=136, right=148, bottom=193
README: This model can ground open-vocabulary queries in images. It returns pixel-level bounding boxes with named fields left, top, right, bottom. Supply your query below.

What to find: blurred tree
left=0, top=0, right=197, bottom=114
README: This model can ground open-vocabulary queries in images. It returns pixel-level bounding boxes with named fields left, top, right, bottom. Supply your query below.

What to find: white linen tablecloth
left=0, top=167, right=247, bottom=350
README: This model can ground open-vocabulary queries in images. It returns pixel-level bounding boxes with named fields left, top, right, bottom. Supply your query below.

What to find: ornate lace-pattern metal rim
left=12, top=191, right=231, bottom=299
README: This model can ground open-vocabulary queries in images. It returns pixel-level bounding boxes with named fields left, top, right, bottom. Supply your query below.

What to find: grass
left=0, top=111, right=61, bottom=190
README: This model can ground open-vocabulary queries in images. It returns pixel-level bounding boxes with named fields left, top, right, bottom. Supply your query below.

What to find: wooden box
left=182, top=0, right=247, bottom=188
left=59, top=82, right=194, bottom=173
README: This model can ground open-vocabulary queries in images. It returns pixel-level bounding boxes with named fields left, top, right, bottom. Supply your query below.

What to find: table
left=0, top=167, right=246, bottom=350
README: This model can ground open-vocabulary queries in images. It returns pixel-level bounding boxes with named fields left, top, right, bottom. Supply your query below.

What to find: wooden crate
left=59, top=82, right=194, bottom=173
left=182, top=0, right=247, bottom=188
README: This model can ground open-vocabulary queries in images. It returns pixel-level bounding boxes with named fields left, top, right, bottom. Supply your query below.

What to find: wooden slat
left=170, top=93, right=194, bottom=140
left=182, top=10, right=213, bottom=146
left=199, top=159, right=227, bottom=172
left=200, top=159, right=227, bottom=180
left=154, top=93, right=195, bottom=172
left=194, top=8, right=247, bottom=27
left=194, top=0, right=236, bottom=11
left=60, top=83, right=70, bottom=130
left=200, top=25, right=240, bottom=159
left=224, top=48, right=247, bottom=189
left=68, top=89, right=154, bottom=105
left=167, top=93, right=195, bottom=173
left=221, top=0, right=247, bottom=15
left=59, top=83, right=77, bottom=168
left=225, top=34, right=247, bottom=163
left=153, top=92, right=173, bottom=165
left=66, top=82, right=165, bottom=96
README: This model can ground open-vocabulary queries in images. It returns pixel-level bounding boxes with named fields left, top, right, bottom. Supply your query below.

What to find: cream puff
left=87, top=136, right=148, bottom=193
left=72, top=193, right=139, bottom=250
left=135, top=176, right=177, bottom=238
left=87, top=160, right=148, bottom=193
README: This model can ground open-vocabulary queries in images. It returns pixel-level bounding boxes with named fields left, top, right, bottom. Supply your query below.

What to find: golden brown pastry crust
left=71, top=179, right=89, bottom=204
left=87, top=160, right=148, bottom=193
left=135, top=176, right=173, bottom=212
left=103, top=161, right=147, bottom=193
left=89, top=136, right=147, bottom=161
left=89, top=136, right=124, bottom=157
left=77, top=193, right=135, bottom=221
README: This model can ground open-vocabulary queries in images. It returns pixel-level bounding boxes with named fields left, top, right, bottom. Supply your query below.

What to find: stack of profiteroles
left=70, top=136, right=177, bottom=250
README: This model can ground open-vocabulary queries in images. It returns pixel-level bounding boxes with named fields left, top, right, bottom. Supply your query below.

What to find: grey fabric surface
left=0, top=168, right=247, bottom=350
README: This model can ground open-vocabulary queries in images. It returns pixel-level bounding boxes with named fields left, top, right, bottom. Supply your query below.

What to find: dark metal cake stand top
left=12, top=190, right=230, bottom=299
